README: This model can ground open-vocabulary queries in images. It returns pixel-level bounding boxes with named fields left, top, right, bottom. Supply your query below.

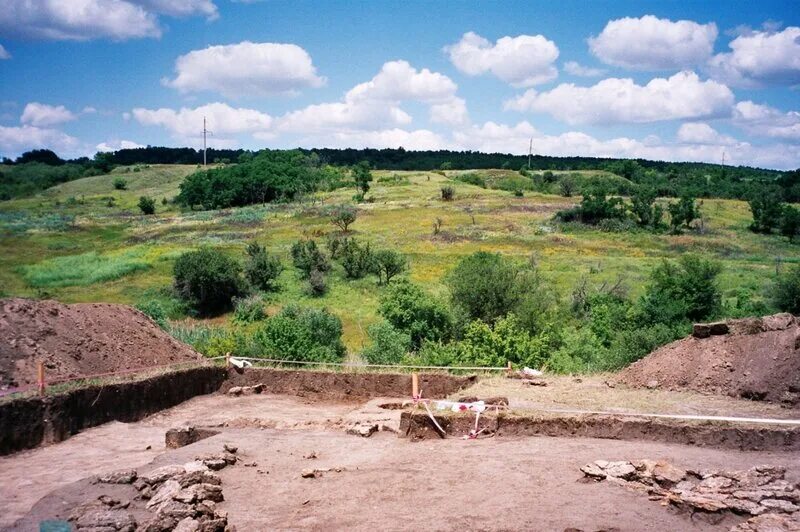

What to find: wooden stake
left=507, top=360, right=512, bottom=372
left=411, top=372, right=419, bottom=398
left=225, top=352, right=231, bottom=370
left=37, top=361, right=45, bottom=397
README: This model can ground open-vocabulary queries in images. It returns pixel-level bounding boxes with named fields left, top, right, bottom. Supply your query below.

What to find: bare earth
left=2, top=389, right=799, bottom=531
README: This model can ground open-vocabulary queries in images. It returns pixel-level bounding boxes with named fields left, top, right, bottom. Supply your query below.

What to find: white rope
left=422, top=401, right=447, bottom=436
left=216, top=356, right=507, bottom=371
left=511, top=406, right=800, bottom=426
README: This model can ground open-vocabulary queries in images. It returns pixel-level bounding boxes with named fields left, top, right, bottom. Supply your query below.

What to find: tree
left=378, top=280, right=452, bottom=348
left=748, top=187, right=784, bottom=233
left=16, top=149, right=65, bottom=166
left=244, top=241, right=283, bottom=291
left=328, top=204, right=357, bottom=232
left=559, top=176, right=576, bottom=197
left=339, top=239, right=374, bottom=279
left=361, top=322, right=411, bottom=364
left=441, top=186, right=454, bottom=201
left=630, top=187, right=663, bottom=229
left=291, top=240, right=330, bottom=279
left=639, top=255, right=722, bottom=324
left=138, top=196, right=155, bottom=215
left=173, top=248, right=245, bottom=315
left=780, top=205, right=800, bottom=242
left=113, top=177, right=128, bottom=190
left=771, top=264, right=800, bottom=314
left=352, top=160, right=373, bottom=200
left=254, top=304, right=345, bottom=362
left=668, top=195, right=699, bottom=233
left=371, top=249, right=406, bottom=284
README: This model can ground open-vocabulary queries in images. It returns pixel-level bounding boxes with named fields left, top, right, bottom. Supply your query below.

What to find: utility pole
left=202, top=117, right=212, bottom=166
left=527, top=138, right=533, bottom=170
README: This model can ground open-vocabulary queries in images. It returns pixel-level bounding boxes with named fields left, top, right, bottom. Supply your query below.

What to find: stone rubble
left=68, top=445, right=239, bottom=531
left=581, top=460, right=800, bottom=531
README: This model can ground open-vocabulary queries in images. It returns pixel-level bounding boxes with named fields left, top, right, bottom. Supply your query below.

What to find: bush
left=749, top=188, right=784, bottom=233
left=136, top=300, right=168, bottom=329
left=361, top=322, right=411, bottom=364
left=232, top=295, right=267, bottom=324
left=371, top=248, right=407, bottom=284
left=291, top=239, right=330, bottom=279
left=138, top=196, right=156, bottom=215
left=639, top=255, right=722, bottom=324
left=352, top=161, right=373, bottom=199
left=113, top=177, right=127, bottom=190
left=455, top=173, right=486, bottom=188
left=328, top=204, right=357, bottom=232
left=630, top=187, right=664, bottom=229
left=244, top=241, right=282, bottom=291
left=606, top=323, right=686, bottom=369
left=547, top=326, right=608, bottom=373
left=556, top=190, right=626, bottom=225
left=308, top=267, right=327, bottom=296
left=378, top=280, right=452, bottom=349
left=173, top=248, right=245, bottom=315
left=559, top=176, right=576, bottom=197
left=339, top=239, right=374, bottom=279
left=780, top=205, right=800, bottom=241
left=441, top=186, right=454, bottom=201
left=254, top=305, right=345, bottom=362
left=667, top=195, right=699, bottom=233
left=772, top=264, right=800, bottom=314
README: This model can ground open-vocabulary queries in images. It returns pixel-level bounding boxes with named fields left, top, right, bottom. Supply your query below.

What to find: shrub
left=361, top=322, right=411, bottom=364
left=513, top=189, right=524, bottom=197
left=244, top=241, right=282, bottom=291
left=233, top=295, right=267, bottom=324
left=254, top=305, right=345, bottom=362
left=441, top=186, right=455, bottom=201
left=371, top=249, right=407, bottom=284
left=559, top=176, right=576, bottom=197
left=291, top=239, right=330, bottom=279
left=308, top=267, right=327, bottom=296
left=780, top=205, right=800, bottom=241
left=547, top=326, right=608, bottom=373
left=113, top=177, right=127, bottom=190
left=630, top=187, right=664, bottom=229
left=772, top=264, right=800, bottom=314
left=457, top=314, right=549, bottom=368
left=352, top=161, right=373, bottom=199
left=328, top=204, right=357, bottom=232
left=378, top=280, right=452, bottom=349
left=136, top=300, right=168, bottom=329
left=749, top=188, right=784, bottom=233
left=173, top=248, right=245, bottom=315
left=556, top=190, right=626, bottom=225
left=455, top=173, right=486, bottom=188
left=667, top=195, right=699, bottom=233
left=606, top=323, right=686, bottom=369
left=339, top=239, right=374, bottom=279
left=138, top=196, right=156, bottom=215
left=639, top=255, right=722, bottom=324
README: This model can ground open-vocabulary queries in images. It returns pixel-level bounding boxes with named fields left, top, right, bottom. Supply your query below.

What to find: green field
left=0, top=164, right=796, bottom=351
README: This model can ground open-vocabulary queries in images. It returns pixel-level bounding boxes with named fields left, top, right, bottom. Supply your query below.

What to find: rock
left=228, top=383, right=264, bottom=396
left=135, top=514, right=177, bottom=532
left=142, top=465, right=185, bottom=485
left=222, top=453, right=237, bottom=465
left=175, top=471, right=221, bottom=489
left=226, top=387, right=243, bottom=396
left=762, top=313, right=795, bottom=331
left=693, top=324, right=711, bottom=339
left=731, top=513, right=800, bottom=532
left=677, top=492, right=730, bottom=512
left=708, top=321, right=729, bottom=335
left=204, top=459, right=227, bottom=471
left=139, top=486, right=153, bottom=500
left=301, top=469, right=318, bottom=479
left=165, top=427, right=219, bottom=449
left=153, top=500, right=196, bottom=520
left=346, top=423, right=378, bottom=438
left=725, top=498, right=766, bottom=515
left=175, top=483, right=224, bottom=504
left=183, top=461, right=210, bottom=474
left=760, top=498, right=799, bottom=513
left=523, top=379, right=548, bottom=387
left=133, top=479, right=149, bottom=492
left=645, top=380, right=659, bottom=389
left=604, top=461, right=636, bottom=480
left=652, top=462, right=687, bottom=486
left=73, top=508, right=137, bottom=531
left=98, top=469, right=138, bottom=484
left=174, top=517, right=200, bottom=532
left=146, top=480, right=182, bottom=509
left=303, top=451, right=318, bottom=460
left=581, top=463, right=607, bottom=479
left=698, top=476, right=735, bottom=492
left=223, top=444, right=237, bottom=454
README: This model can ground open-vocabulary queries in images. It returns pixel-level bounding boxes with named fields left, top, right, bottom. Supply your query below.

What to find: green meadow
left=0, top=164, right=796, bottom=351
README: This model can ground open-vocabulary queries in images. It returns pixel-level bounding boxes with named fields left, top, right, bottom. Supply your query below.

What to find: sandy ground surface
left=2, top=389, right=800, bottom=531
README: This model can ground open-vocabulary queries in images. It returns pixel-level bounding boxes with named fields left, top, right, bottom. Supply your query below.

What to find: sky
left=0, top=0, right=799, bottom=169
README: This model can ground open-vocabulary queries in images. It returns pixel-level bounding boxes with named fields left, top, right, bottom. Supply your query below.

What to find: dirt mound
left=618, top=314, right=800, bottom=404
left=0, top=298, right=201, bottom=390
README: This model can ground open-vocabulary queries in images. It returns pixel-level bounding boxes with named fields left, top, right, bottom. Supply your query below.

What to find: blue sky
left=0, top=0, right=798, bottom=168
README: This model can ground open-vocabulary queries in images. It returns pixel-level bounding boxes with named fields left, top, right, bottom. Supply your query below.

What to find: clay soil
left=3, top=392, right=800, bottom=532
left=618, top=315, right=800, bottom=403
left=0, top=298, right=201, bottom=390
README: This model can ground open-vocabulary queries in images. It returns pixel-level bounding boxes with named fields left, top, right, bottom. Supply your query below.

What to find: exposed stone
left=301, top=469, right=318, bottom=479
left=693, top=324, right=711, bottom=339
left=223, top=444, right=237, bottom=454
left=604, top=461, right=636, bottom=480
left=204, top=459, right=227, bottom=471
left=146, top=480, right=181, bottom=509
left=154, top=500, right=196, bottom=520
left=731, top=513, right=800, bottom=531
left=226, top=386, right=243, bottom=396
left=762, top=313, right=795, bottom=331
left=760, top=499, right=799, bottom=513
left=142, top=465, right=185, bottom=485
left=183, top=461, right=210, bottom=474
left=708, top=321, right=729, bottom=335
left=198, top=518, right=228, bottom=532
left=652, top=462, right=687, bottom=486
left=98, top=469, right=138, bottom=484
left=645, top=380, right=659, bottom=389
left=135, top=514, right=177, bottom=532
left=175, top=483, right=224, bottom=504
left=176, top=471, right=221, bottom=489
left=580, top=463, right=607, bottom=479
left=174, top=517, right=200, bottom=532
left=346, top=423, right=378, bottom=438
left=165, top=427, right=220, bottom=449
left=133, top=479, right=149, bottom=492
left=73, top=508, right=137, bottom=531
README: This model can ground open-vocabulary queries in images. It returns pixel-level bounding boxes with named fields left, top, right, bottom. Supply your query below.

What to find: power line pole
left=202, top=116, right=212, bottom=166
left=527, top=138, right=533, bottom=170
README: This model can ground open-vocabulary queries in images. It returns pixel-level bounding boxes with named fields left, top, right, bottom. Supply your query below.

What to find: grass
left=1, top=164, right=797, bottom=352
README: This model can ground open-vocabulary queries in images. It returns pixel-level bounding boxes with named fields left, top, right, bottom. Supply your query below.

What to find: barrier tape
left=220, top=356, right=507, bottom=372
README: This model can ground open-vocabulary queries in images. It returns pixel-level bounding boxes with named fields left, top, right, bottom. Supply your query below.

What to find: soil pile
left=618, top=314, right=800, bottom=404
left=0, top=298, right=201, bottom=390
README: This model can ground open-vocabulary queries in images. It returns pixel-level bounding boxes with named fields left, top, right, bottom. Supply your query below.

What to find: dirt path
left=3, top=392, right=800, bottom=531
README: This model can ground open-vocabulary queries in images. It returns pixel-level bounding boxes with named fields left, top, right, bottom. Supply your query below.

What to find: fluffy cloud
left=504, top=71, right=734, bottom=125
left=96, top=139, right=146, bottom=152
left=132, top=102, right=272, bottom=138
left=0, top=0, right=216, bottom=41
left=163, top=42, right=325, bottom=98
left=20, top=102, right=77, bottom=127
left=732, top=101, right=800, bottom=141
left=676, top=122, right=736, bottom=145
left=707, top=27, right=800, bottom=87
left=305, top=128, right=448, bottom=151
left=0, top=44, right=10, bottom=59
left=0, top=125, right=80, bottom=156
left=589, top=15, right=718, bottom=70
left=563, top=61, right=606, bottom=77
left=444, top=31, right=558, bottom=87
left=278, top=60, right=466, bottom=132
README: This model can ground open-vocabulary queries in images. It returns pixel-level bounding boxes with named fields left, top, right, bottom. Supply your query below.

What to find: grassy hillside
left=0, top=164, right=796, bottom=351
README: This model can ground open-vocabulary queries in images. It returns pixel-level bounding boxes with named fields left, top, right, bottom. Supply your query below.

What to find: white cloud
left=676, top=122, right=736, bottom=145
left=589, top=15, right=718, bottom=70
left=732, top=101, right=800, bottom=141
left=563, top=61, right=606, bottom=77
left=20, top=102, right=77, bottom=127
left=444, top=31, right=558, bottom=87
left=96, top=139, right=146, bottom=152
left=707, top=27, right=800, bottom=87
left=163, top=42, right=325, bottom=98
left=0, top=0, right=217, bottom=41
left=504, top=71, right=734, bottom=125
left=82, top=106, right=98, bottom=114
left=278, top=60, right=466, bottom=132
left=132, top=102, right=272, bottom=138
left=309, top=128, right=449, bottom=151
left=0, top=125, right=80, bottom=156
left=0, top=44, right=10, bottom=59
